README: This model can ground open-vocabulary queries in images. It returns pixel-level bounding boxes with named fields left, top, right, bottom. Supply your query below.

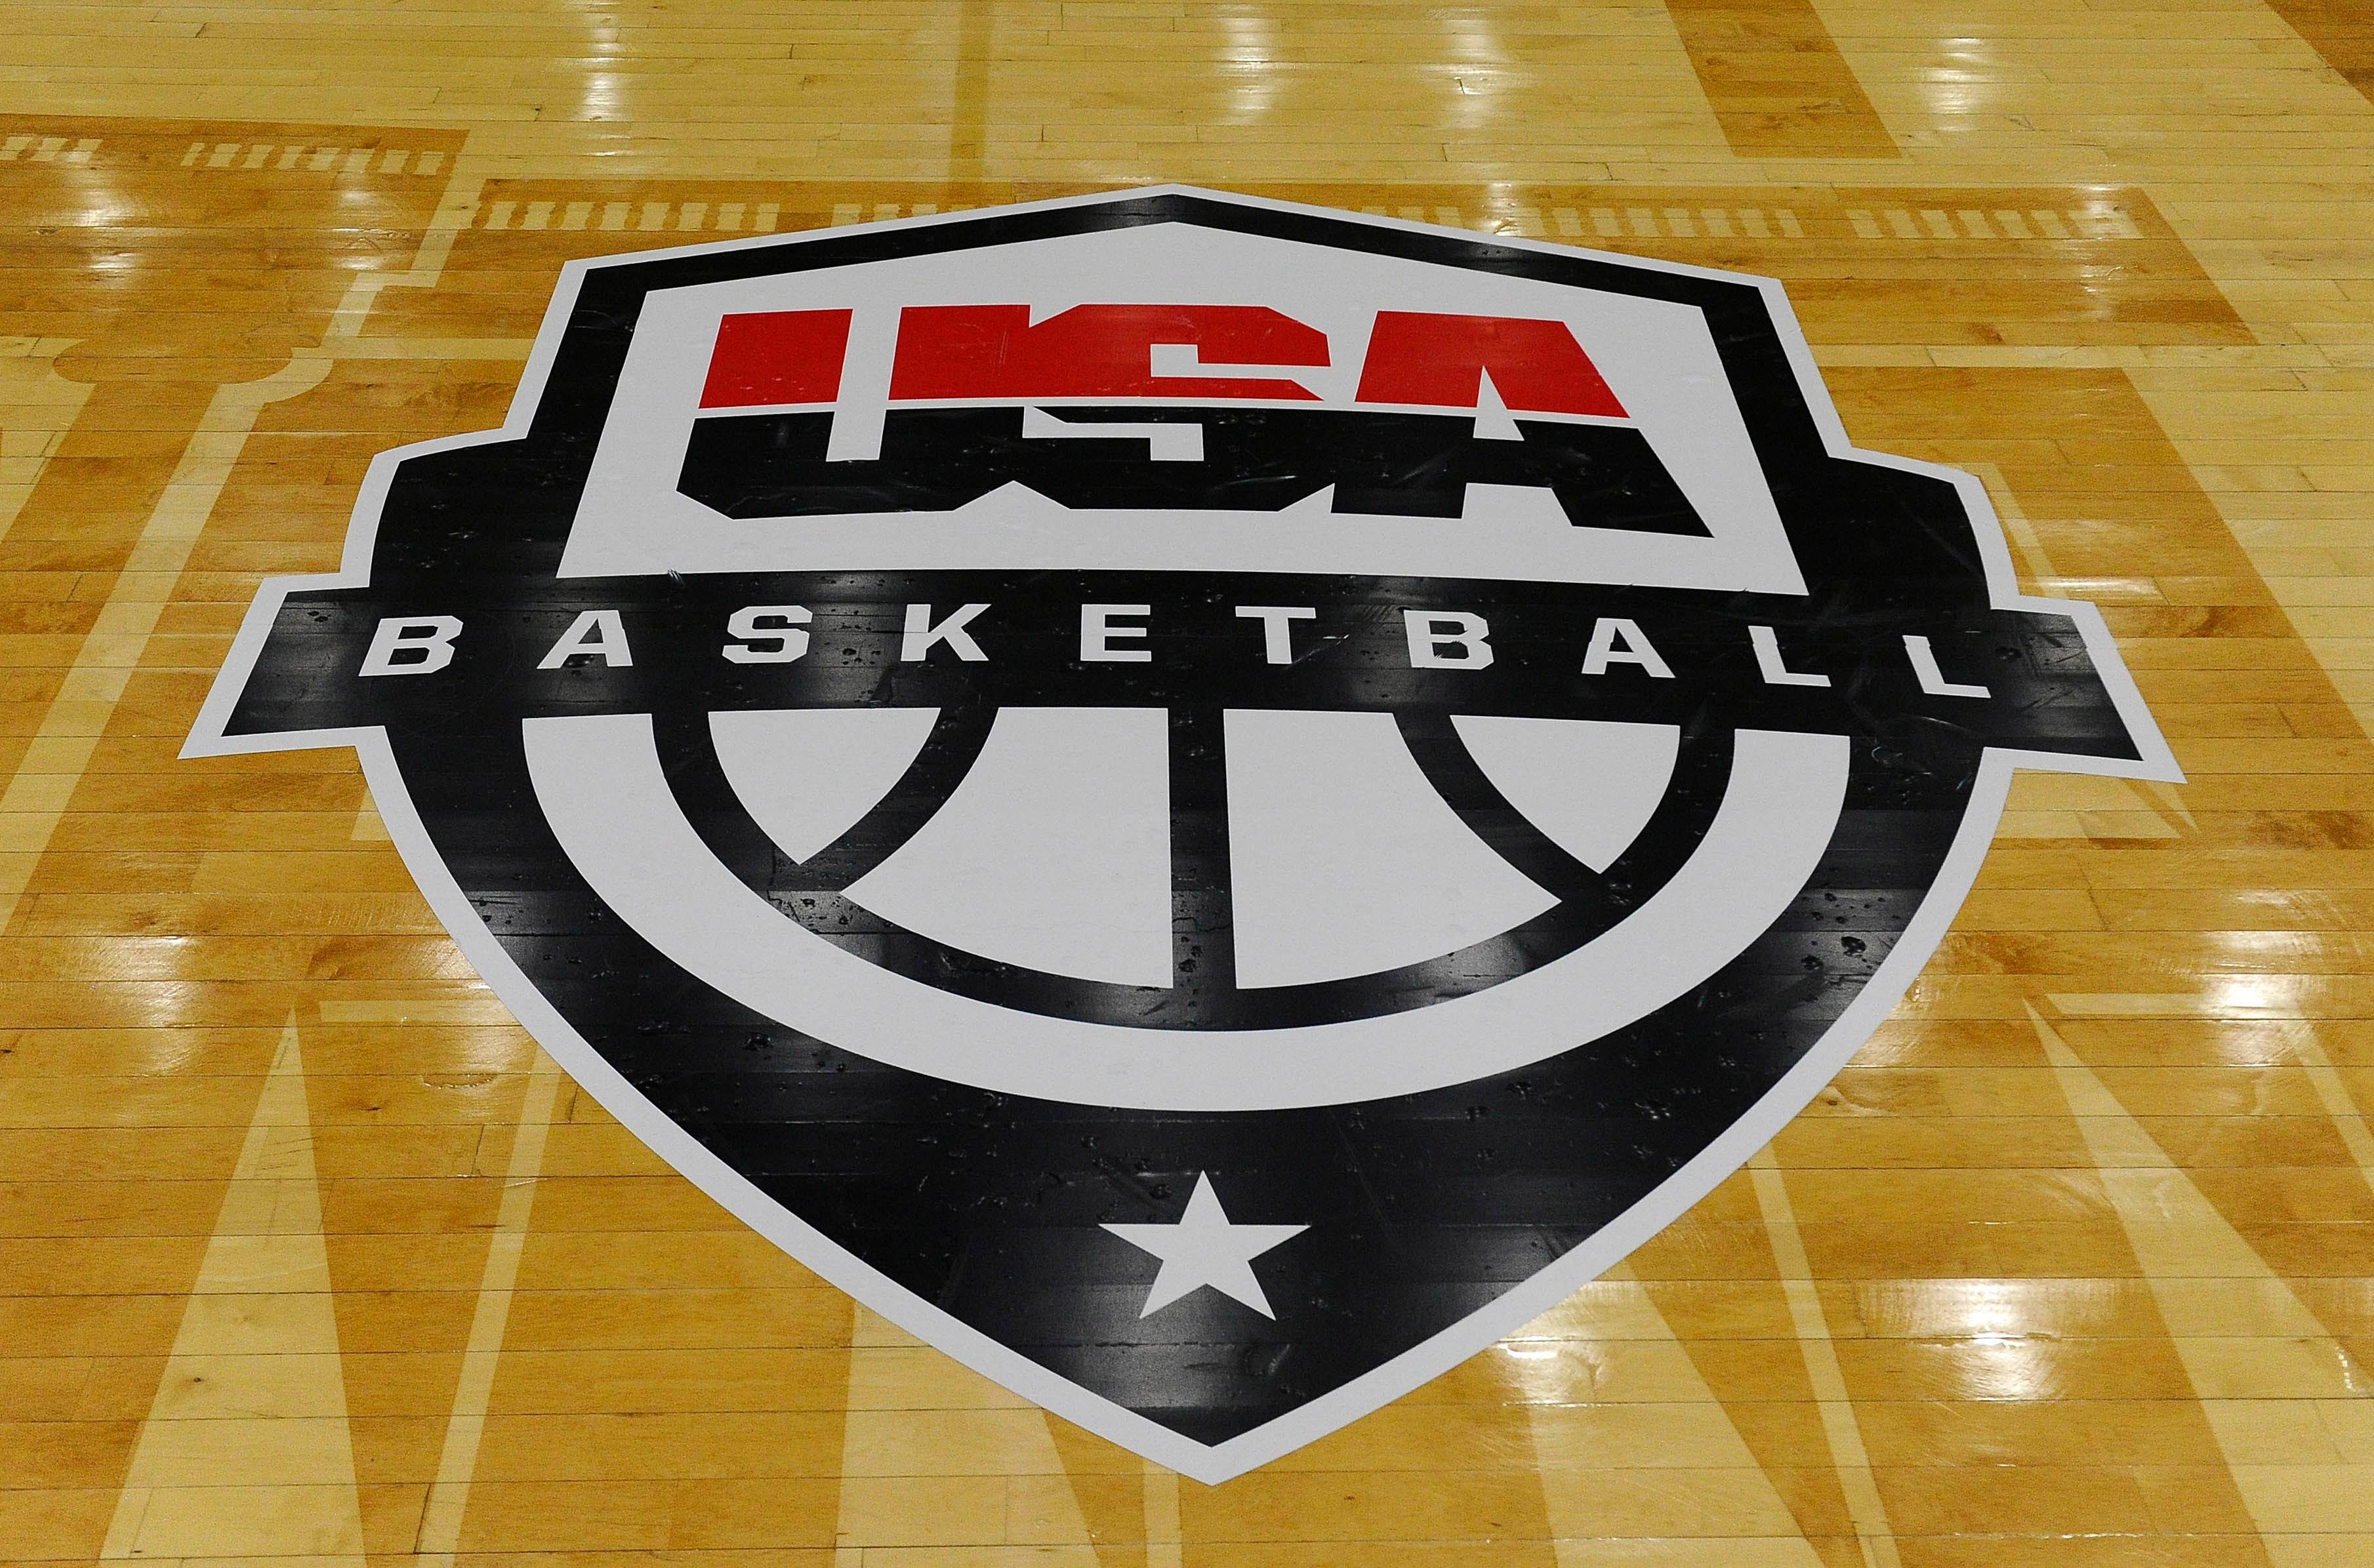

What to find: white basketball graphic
left=188, top=190, right=2176, bottom=1481
left=508, top=212, right=1864, bottom=1109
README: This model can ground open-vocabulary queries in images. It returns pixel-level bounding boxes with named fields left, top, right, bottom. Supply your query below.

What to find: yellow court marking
left=98, top=1017, right=367, bottom=1565
left=1746, top=1150, right=1902, bottom=1568
left=834, top=1302, right=1099, bottom=1560
left=1662, top=0, right=1898, bottom=159
left=0, top=338, right=89, bottom=546
left=1515, top=1275, right=1828, bottom=1565
left=1144, top=1455, right=1185, bottom=1568
left=0, top=355, right=328, bottom=935
left=413, top=1048, right=563, bottom=1568
left=5, top=0, right=2374, bottom=1558
left=2033, top=1005, right=2374, bottom=1551
left=949, top=0, right=995, bottom=184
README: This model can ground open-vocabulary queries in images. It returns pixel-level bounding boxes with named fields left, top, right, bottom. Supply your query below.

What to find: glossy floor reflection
left=5, top=2, right=2374, bottom=1563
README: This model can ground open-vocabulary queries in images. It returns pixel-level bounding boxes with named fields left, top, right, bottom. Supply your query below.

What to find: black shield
left=187, top=188, right=2174, bottom=1479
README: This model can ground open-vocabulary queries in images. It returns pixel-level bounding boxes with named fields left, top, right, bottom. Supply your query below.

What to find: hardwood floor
left=5, top=3, right=2374, bottom=1563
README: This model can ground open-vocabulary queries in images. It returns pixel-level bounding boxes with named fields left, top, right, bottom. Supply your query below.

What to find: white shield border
left=184, top=186, right=2182, bottom=1483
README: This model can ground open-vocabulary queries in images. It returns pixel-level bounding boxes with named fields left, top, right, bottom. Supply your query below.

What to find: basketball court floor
left=7, top=2, right=2374, bottom=1563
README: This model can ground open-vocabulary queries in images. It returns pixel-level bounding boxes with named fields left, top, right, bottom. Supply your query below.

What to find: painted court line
left=0, top=356, right=328, bottom=935
left=1747, top=1147, right=1904, bottom=1568
left=413, top=1049, right=564, bottom=1567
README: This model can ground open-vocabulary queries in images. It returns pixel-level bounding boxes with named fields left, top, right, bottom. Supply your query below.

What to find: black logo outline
left=187, top=186, right=2179, bottom=1481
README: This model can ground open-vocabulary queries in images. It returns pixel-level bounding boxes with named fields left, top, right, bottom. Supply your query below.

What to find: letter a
left=538, top=609, right=634, bottom=669
left=1581, top=617, right=1673, bottom=678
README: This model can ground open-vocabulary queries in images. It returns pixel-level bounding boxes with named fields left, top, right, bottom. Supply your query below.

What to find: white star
left=1102, top=1173, right=1307, bottom=1319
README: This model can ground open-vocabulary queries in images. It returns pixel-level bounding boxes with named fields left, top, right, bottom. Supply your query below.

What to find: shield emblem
left=186, top=187, right=2177, bottom=1481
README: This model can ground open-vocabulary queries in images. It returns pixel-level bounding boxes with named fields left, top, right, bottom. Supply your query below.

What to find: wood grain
left=3, top=2, right=2374, bottom=1561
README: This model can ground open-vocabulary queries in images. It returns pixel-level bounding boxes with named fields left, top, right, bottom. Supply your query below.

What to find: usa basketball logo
left=188, top=188, right=2177, bottom=1480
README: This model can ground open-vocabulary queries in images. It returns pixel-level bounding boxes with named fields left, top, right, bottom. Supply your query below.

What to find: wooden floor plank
left=3, top=2, right=2374, bottom=1560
